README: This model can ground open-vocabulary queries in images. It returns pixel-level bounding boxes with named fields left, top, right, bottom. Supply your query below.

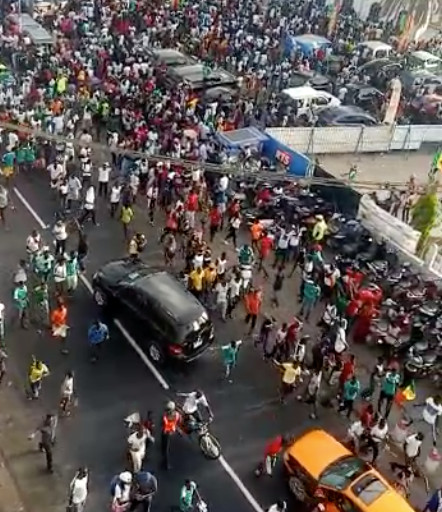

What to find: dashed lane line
left=13, top=186, right=266, bottom=512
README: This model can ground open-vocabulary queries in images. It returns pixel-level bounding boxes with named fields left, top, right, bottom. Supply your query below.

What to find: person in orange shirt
left=250, top=218, right=263, bottom=251
left=51, top=298, right=69, bottom=354
left=244, top=288, right=263, bottom=334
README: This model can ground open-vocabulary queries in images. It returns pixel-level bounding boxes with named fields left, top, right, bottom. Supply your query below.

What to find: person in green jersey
left=13, top=281, right=28, bottom=328
left=66, top=251, right=79, bottom=293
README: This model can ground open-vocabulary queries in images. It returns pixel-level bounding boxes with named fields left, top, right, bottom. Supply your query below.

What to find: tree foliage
left=411, top=183, right=440, bottom=256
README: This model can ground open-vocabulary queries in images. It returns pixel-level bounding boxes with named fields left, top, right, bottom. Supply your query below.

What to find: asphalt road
left=0, top=168, right=430, bottom=512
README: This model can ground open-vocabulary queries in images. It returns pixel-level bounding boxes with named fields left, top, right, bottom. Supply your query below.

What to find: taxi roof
left=286, top=429, right=350, bottom=479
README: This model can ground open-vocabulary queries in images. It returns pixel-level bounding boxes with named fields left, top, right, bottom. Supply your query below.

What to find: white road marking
left=13, top=187, right=48, bottom=229
left=219, top=456, right=264, bottom=512
left=14, top=186, right=265, bottom=512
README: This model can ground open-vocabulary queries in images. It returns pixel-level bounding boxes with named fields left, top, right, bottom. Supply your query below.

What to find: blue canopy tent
left=284, top=34, right=332, bottom=57
left=215, top=127, right=269, bottom=156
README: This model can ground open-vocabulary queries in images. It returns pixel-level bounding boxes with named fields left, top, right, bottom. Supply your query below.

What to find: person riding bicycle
left=178, top=390, right=213, bottom=431
left=238, top=244, right=254, bottom=267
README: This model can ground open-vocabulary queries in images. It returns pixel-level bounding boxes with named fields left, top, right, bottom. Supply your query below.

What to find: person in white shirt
left=26, top=230, right=41, bottom=259
left=334, top=319, right=348, bottom=355
left=127, top=424, right=154, bottom=473
left=79, top=186, right=97, bottom=226
left=413, top=395, right=442, bottom=444
left=227, top=274, right=242, bottom=319
left=215, top=279, right=228, bottom=320
left=69, top=467, right=88, bottom=512
left=346, top=419, right=365, bottom=452
left=53, top=257, right=67, bottom=294
left=66, top=175, right=82, bottom=212
left=404, top=432, right=424, bottom=465
left=60, top=371, right=74, bottom=415
left=98, top=162, right=111, bottom=197
left=109, top=183, right=122, bottom=218
left=219, top=174, right=229, bottom=192
left=53, top=220, right=68, bottom=256
left=178, top=390, right=213, bottom=423
left=365, top=418, right=388, bottom=464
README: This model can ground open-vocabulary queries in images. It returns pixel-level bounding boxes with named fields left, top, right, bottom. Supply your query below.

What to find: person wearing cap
left=311, top=214, right=328, bottom=243
left=111, top=472, right=133, bottom=512
left=161, top=401, right=181, bottom=470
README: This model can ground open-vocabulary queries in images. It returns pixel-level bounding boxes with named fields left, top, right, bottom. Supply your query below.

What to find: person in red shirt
left=258, top=232, right=273, bottom=278
left=244, top=288, right=263, bottom=334
left=339, top=354, right=356, bottom=393
left=209, top=205, right=221, bottom=242
left=255, top=435, right=287, bottom=476
left=186, top=190, right=199, bottom=229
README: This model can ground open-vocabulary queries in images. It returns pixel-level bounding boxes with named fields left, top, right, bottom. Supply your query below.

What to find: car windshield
left=319, top=456, right=367, bottom=490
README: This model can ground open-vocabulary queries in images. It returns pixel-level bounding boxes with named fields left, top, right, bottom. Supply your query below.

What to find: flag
left=327, top=0, right=341, bottom=39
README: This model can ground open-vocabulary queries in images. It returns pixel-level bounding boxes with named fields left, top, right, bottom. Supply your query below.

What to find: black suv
left=92, top=260, right=214, bottom=363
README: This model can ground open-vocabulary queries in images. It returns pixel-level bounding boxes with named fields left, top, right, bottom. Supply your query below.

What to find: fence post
left=355, top=126, right=364, bottom=154
left=307, top=127, right=314, bottom=155
left=401, top=124, right=411, bottom=152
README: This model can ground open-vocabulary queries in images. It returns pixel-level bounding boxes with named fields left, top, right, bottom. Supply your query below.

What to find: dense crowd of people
left=0, top=0, right=442, bottom=510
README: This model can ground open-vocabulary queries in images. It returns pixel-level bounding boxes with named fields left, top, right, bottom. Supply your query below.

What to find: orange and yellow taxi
left=283, top=428, right=416, bottom=512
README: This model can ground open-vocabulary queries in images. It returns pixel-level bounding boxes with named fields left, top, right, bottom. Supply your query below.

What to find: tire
left=93, top=288, right=106, bottom=307
left=148, top=341, right=165, bottom=365
left=288, top=475, right=308, bottom=501
left=199, top=432, right=221, bottom=460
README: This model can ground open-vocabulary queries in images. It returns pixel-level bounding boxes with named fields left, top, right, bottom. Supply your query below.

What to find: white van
left=358, top=41, right=393, bottom=61
left=409, top=51, right=442, bottom=71
left=281, top=86, right=341, bottom=118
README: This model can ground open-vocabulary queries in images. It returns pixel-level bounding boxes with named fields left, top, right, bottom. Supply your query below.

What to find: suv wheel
left=93, top=289, right=106, bottom=306
left=289, top=475, right=307, bottom=501
left=148, top=342, right=165, bottom=364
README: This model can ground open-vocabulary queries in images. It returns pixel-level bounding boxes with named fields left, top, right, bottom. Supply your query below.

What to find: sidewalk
left=0, top=365, right=68, bottom=512
left=319, top=147, right=437, bottom=190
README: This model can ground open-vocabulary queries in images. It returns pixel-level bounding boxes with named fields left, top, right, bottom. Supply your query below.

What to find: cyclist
left=178, top=390, right=213, bottom=426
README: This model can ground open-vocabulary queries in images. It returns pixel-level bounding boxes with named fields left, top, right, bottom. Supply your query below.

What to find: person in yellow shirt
left=28, top=358, right=50, bottom=399
left=56, top=75, right=68, bottom=95
left=189, top=267, right=204, bottom=300
left=120, top=204, right=134, bottom=239
left=203, top=264, right=217, bottom=305
left=273, top=360, right=301, bottom=404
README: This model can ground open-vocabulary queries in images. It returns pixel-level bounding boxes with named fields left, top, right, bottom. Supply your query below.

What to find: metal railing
left=266, top=124, right=442, bottom=155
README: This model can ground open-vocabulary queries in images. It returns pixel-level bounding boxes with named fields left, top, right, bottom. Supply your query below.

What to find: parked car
left=281, top=86, right=341, bottom=119
left=343, top=83, right=384, bottom=111
left=287, top=71, right=333, bottom=91
left=317, top=105, right=378, bottom=126
left=164, top=64, right=238, bottom=94
left=146, top=48, right=197, bottom=68
left=358, top=59, right=403, bottom=90
left=92, top=260, right=215, bottom=363
left=283, top=429, right=415, bottom=512
left=401, top=69, right=441, bottom=96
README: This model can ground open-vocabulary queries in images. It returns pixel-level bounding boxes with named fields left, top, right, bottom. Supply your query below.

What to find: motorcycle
left=404, top=346, right=440, bottom=378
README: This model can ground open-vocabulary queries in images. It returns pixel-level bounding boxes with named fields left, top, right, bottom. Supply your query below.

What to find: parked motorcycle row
left=228, top=176, right=442, bottom=387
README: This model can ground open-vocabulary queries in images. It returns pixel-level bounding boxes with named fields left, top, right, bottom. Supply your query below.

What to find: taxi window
left=351, top=475, right=387, bottom=506
left=319, top=457, right=367, bottom=490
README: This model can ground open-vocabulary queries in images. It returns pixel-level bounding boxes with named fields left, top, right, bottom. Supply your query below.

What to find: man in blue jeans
left=88, top=319, right=109, bottom=363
